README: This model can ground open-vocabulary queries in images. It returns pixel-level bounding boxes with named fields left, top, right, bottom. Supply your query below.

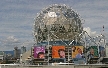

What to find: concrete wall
left=1, top=65, right=108, bottom=68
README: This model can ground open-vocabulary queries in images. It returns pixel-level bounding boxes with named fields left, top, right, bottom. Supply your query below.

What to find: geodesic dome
left=34, top=4, right=83, bottom=44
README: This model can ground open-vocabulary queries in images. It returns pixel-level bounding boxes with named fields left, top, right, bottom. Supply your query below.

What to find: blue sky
left=0, top=0, right=108, bottom=51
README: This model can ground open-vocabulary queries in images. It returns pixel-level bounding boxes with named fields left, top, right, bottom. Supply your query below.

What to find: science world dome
left=31, top=4, right=107, bottom=65
left=34, top=4, right=83, bottom=45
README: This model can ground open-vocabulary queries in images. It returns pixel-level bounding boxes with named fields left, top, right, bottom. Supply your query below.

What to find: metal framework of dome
left=34, top=4, right=83, bottom=45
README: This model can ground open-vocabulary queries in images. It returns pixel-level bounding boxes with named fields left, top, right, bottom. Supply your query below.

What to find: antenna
left=101, top=25, right=104, bottom=35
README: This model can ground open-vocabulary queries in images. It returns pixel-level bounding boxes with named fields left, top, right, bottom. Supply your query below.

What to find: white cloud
left=7, top=36, right=18, bottom=42
left=83, top=27, right=99, bottom=37
left=0, top=36, right=34, bottom=51
left=0, top=36, right=20, bottom=46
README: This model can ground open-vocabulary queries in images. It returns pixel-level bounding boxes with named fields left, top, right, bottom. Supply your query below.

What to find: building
left=21, top=46, right=26, bottom=54
left=14, top=46, right=21, bottom=59
left=0, top=51, right=4, bottom=60
left=20, top=49, right=31, bottom=64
